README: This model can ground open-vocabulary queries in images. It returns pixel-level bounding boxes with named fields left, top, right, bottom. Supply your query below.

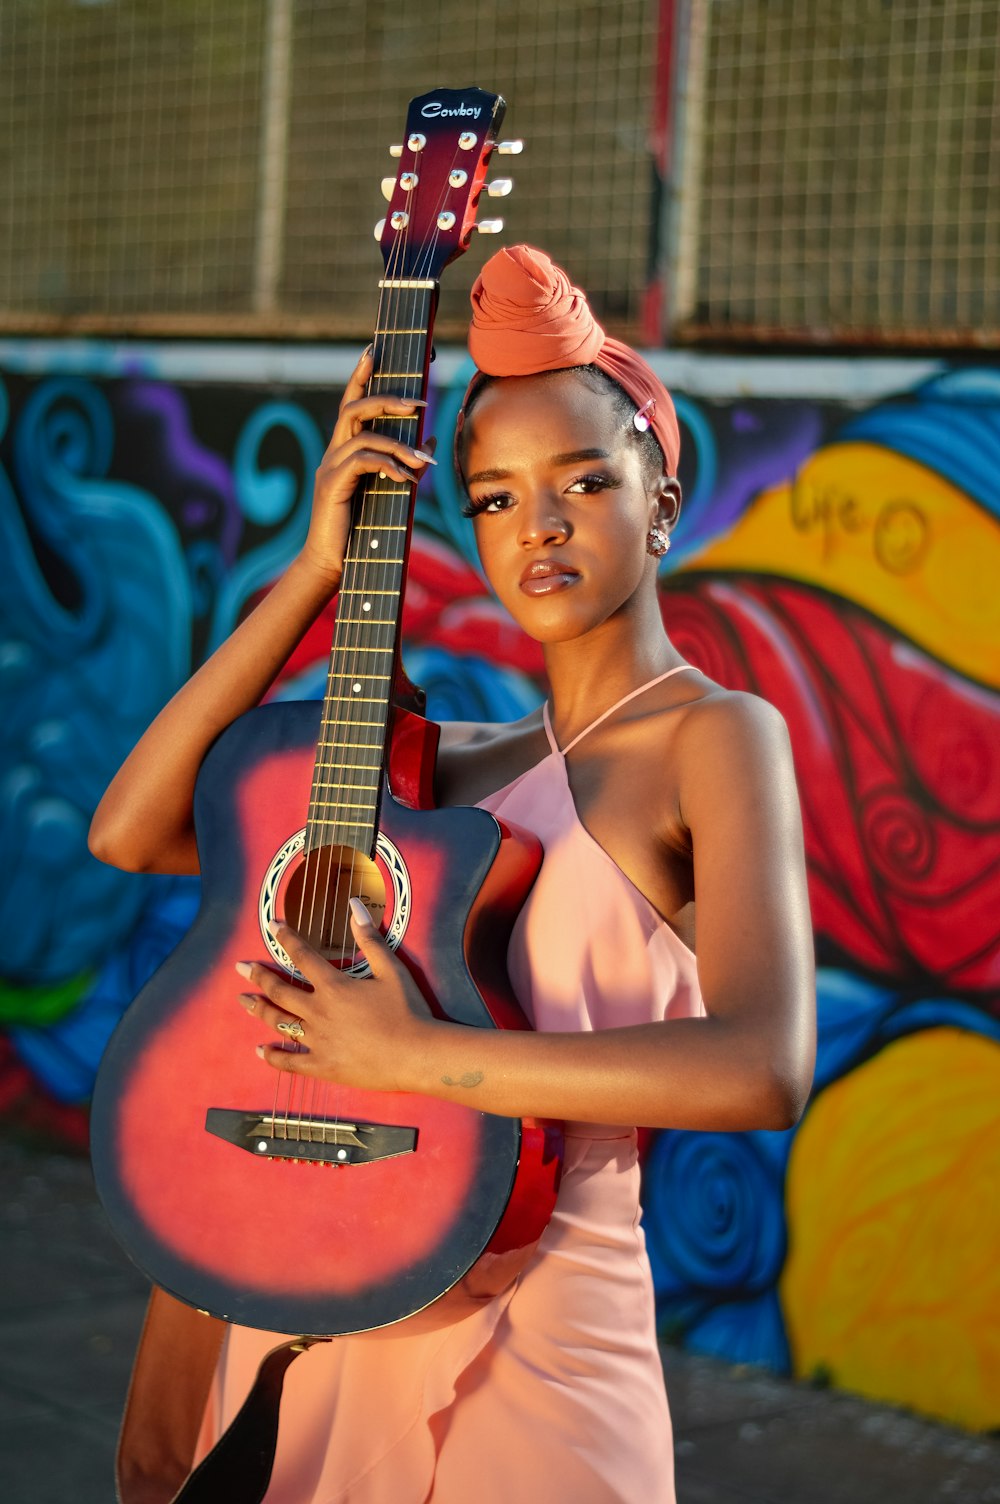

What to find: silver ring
left=276, top=1017, right=305, bottom=1041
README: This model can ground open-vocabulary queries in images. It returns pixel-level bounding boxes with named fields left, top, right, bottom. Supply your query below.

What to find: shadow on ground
left=2, top=1134, right=997, bottom=1504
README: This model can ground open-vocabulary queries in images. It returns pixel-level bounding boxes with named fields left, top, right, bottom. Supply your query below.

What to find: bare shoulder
left=672, top=684, right=798, bottom=817
left=436, top=706, right=541, bottom=753
left=676, top=682, right=791, bottom=753
left=435, top=706, right=548, bottom=807
left=437, top=718, right=503, bottom=752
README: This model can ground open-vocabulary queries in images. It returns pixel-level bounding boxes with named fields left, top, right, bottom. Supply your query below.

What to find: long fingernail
left=349, top=897, right=372, bottom=926
left=413, top=450, right=437, bottom=465
left=360, top=343, right=373, bottom=360
left=235, top=961, right=253, bottom=978
left=255, top=1044, right=266, bottom=1059
left=404, top=399, right=428, bottom=408
left=238, top=993, right=256, bottom=1011
left=267, top=919, right=282, bottom=937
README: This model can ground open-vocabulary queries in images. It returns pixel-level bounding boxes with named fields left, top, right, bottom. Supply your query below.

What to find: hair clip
left=633, top=398, right=656, bottom=433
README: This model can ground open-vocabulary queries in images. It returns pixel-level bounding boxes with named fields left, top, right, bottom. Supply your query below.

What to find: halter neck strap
left=544, top=664, right=697, bottom=757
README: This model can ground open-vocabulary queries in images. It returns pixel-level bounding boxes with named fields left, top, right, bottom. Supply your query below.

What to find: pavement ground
left=2, top=1133, right=998, bottom=1504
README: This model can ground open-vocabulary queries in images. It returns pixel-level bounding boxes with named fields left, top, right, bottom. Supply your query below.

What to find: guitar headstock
left=376, top=88, right=519, bottom=281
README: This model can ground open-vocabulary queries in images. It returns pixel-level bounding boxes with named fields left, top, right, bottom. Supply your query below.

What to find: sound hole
left=283, top=844, right=387, bottom=964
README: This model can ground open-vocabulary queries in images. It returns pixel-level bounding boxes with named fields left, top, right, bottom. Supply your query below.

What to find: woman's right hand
left=300, top=348, right=435, bottom=586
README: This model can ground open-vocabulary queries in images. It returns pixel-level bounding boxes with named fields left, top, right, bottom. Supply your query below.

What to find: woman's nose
left=517, top=492, right=570, bottom=548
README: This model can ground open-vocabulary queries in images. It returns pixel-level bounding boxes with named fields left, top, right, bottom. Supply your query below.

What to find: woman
left=90, top=246, right=815, bottom=1503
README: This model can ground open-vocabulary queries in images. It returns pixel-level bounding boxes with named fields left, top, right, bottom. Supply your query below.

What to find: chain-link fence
left=675, top=0, right=1000, bottom=344
left=1, top=0, right=660, bottom=339
left=5, top=1, right=997, bottom=346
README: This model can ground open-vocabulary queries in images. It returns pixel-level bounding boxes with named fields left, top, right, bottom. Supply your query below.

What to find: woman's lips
left=519, top=560, right=579, bottom=596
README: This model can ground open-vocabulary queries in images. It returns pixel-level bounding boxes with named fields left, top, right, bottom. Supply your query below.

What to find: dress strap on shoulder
left=541, top=700, right=562, bottom=756
left=554, top=664, right=697, bottom=756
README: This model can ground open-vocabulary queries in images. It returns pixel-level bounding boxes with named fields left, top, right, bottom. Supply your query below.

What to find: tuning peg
left=374, top=218, right=386, bottom=239
left=496, top=140, right=524, bottom=155
left=389, top=144, right=403, bottom=158
left=487, top=178, right=513, bottom=197
left=477, top=218, right=504, bottom=234
left=380, top=177, right=396, bottom=201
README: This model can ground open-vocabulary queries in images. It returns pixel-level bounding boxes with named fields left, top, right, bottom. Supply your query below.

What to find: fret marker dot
left=362, top=602, right=372, bottom=612
left=370, top=539, right=379, bottom=549
left=352, top=682, right=362, bottom=693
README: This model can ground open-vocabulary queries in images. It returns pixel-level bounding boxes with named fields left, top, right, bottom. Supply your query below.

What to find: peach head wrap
left=462, top=245, right=680, bottom=475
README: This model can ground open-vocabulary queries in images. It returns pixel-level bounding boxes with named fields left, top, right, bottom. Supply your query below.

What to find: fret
left=378, top=277, right=435, bottom=289
left=306, top=798, right=379, bottom=812
left=354, top=523, right=408, bottom=530
left=376, top=327, right=428, bottom=336
left=323, top=697, right=391, bottom=707
left=306, top=824, right=375, bottom=836
left=363, top=487, right=411, bottom=495
left=310, top=789, right=381, bottom=802
left=326, top=669, right=393, bottom=680
left=327, top=662, right=393, bottom=672
left=345, top=557, right=406, bottom=567
left=320, top=721, right=384, bottom=733
left=370, top=371, right=423, bottom=380
left=337, top=588, right=402, bottom=597
left=333, top=617, right=395, bottom=626
left=322, top=645, right=394, bottom=655
left=314, top=739, right=385, bottom=752
left=311, top=770, right=383, bottom=783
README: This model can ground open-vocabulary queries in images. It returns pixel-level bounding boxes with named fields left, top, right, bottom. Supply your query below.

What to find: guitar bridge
left=205, top=1108, right=417, bottom=1166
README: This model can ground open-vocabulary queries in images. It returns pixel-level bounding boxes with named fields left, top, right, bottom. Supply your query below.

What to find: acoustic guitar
left=91, top=88, right=563, bottom=1338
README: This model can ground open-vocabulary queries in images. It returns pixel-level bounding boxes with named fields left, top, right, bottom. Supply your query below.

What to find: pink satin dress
left=195, top=666, right=705, bottom=1503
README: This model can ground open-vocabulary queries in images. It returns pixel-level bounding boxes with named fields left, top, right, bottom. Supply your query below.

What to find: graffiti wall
left=1, top=340, right=997, bottom=1430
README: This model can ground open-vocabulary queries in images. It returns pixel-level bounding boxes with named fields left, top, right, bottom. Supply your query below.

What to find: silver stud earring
left=646, top=525, right=671, bottom=558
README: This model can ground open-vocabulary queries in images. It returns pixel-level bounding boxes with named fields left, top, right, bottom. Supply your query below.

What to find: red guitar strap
left=117, top=1286, right=328, bottom=1504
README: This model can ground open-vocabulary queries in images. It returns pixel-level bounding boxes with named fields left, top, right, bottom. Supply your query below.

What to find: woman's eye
left=567, top=472, right=615, bottom=495
left=460, top=491, right=513, bottom=519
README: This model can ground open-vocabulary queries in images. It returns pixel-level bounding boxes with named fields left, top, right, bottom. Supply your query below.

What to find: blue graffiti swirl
left=841, top=367, right=1000, bottom=520
left=207, top=401, right=323, bottom=649
left=1, top=376, right=191, bottom=984
left=643, top=967, right=1000, bottom=1374
left=11, top=875, right=200, bottom=1101
left=644, top=1129, right=788, bottom=1298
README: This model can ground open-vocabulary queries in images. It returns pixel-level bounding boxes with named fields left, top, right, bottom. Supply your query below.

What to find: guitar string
left=323, top=203, right=410, bottom=969
left=304, top=214, right=405, bottom=1146
left=304, top=184, right=412, bottom=1146
left=278, top=189, right=402, bottom=1146
left=320, top=132, right=476, bottom=1149
left=326, top=141, right=440, bottom=972
left=289, top=123, right=486, bottom=1153
left=331, top=131, right=461, bottom=975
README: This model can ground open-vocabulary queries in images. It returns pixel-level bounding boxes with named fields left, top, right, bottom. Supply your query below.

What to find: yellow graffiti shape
left=781, top=1027, right=1000, bottom=1431
left=683, top=443, right=1000, bottom=687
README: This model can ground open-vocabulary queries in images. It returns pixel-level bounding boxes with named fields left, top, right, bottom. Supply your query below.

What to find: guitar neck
left=306, top=284, right=437, bottom=856
left=299, top=82, right=510, bottom=857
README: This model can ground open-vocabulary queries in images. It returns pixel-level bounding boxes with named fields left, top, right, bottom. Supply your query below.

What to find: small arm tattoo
left=441, top=1070, right=484, bottom=1089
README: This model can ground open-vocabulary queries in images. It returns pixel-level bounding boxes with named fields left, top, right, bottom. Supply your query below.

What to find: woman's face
left=461, top=370, right=674, bottom=645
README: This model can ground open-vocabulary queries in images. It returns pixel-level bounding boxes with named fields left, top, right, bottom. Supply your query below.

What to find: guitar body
left=91, top=700, right=562, bottom=1336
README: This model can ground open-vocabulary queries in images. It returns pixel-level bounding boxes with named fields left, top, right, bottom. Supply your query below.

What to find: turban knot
left=464, top=245, right=680, bottom=475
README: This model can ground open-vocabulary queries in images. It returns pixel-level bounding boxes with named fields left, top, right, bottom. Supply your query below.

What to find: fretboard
left=305, top=283, right=436, bottom=856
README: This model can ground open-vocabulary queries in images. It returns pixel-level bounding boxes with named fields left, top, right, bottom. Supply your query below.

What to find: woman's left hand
left=235, top=901, right=434, bottom=1089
